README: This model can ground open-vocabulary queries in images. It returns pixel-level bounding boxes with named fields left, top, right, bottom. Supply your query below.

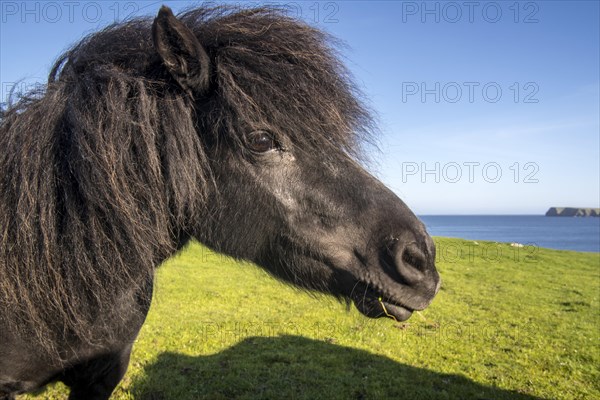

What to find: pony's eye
left=246, top=130, right=278, bottom=153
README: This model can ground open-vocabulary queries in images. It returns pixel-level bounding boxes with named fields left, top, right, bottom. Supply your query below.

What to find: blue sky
left=1, top=1, right=598, bottom=214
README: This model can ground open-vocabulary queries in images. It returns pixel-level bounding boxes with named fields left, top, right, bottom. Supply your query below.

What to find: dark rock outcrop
left=546, top=207, right=600, bottom=217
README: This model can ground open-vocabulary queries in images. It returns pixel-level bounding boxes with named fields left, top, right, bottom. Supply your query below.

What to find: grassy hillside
left=24, top=238, right=599, bottom=399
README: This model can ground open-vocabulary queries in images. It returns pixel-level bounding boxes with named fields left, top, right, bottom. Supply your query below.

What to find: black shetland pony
left=0, top=5, right=440, bottom=399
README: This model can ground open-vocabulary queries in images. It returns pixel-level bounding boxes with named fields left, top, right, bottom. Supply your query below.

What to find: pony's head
left=152, top=6, right=440, bottom=320
left=0, top=6, right=439, bottom=348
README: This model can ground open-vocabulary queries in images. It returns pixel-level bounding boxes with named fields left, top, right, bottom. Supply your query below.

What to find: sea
left=419, top=215, right=600, bottom=253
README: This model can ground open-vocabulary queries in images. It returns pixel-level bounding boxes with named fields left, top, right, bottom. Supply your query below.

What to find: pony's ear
left=152, top=5, right=211, bottom=95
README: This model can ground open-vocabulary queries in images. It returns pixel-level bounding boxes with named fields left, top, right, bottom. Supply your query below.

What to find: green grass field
left=24, top=238, right=599, bottom=399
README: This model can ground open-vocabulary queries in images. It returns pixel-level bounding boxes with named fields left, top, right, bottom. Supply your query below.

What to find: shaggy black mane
left=0, top=5, right=372, bottom=357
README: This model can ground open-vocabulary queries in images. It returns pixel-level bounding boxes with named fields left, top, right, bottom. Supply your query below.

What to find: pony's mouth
left=350, top=283, right=414, bottom=321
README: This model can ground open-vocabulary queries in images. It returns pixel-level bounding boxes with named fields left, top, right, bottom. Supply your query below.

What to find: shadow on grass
left=130, top=335, right=544, bottom=400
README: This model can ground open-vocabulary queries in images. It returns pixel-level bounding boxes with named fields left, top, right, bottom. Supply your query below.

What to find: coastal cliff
left=545, top=207, right=600, bottom=217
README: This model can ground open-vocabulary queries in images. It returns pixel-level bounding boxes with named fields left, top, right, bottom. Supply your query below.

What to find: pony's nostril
left=394, top=242, right=426, bottom=285
left=401, top=243, right=426, bottom=272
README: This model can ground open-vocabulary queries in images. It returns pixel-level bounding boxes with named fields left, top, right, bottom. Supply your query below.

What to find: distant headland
left=546, top=207, right=600, bottom=217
